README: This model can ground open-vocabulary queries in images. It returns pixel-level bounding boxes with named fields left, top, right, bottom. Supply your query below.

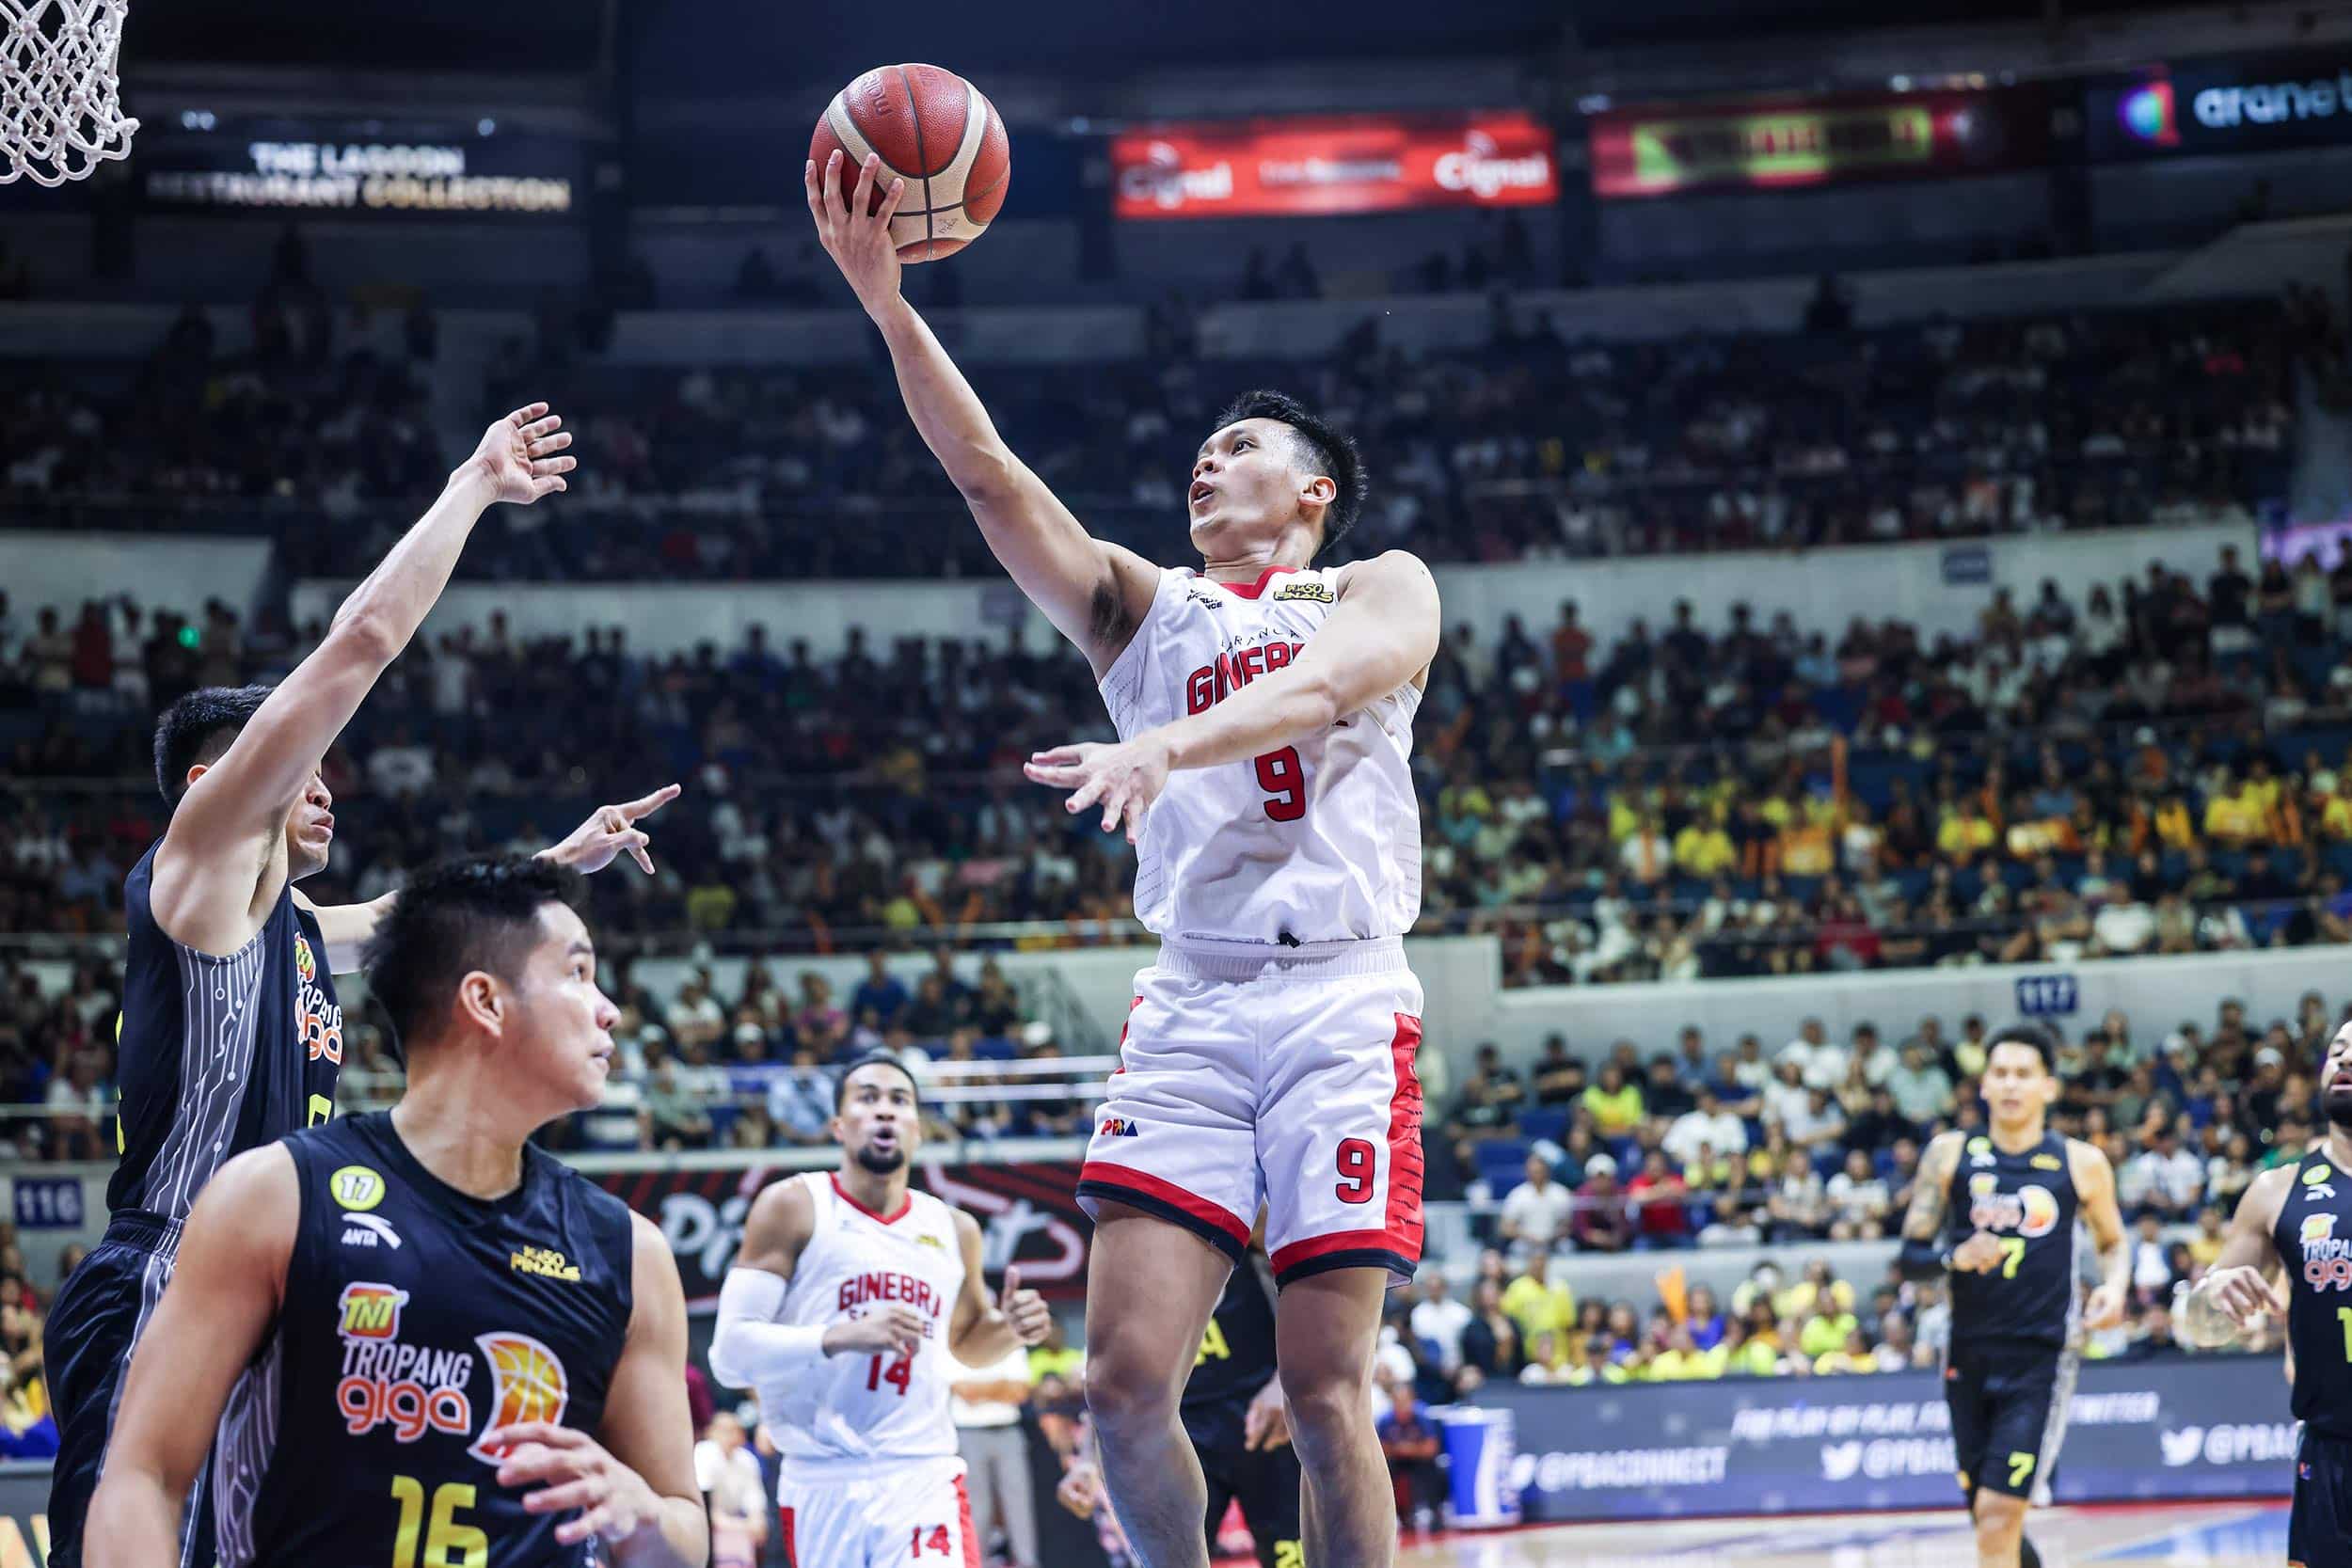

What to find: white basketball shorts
left=1075, top=936, right=1427, bottom=1289
left=777, top=1454, right=976, bottom=1568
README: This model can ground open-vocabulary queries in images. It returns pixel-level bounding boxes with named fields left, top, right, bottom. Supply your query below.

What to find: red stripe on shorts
left=1078, top=1161, right=1251, bottom=1248
left=1267, top=1012, right=1425, bottom=1275
left=777, top=1505, right=797, bottom=1568
left=955, top=1473, right=981, bottom=1568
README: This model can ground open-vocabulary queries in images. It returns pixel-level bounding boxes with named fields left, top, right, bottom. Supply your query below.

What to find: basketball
left=811, top=63, right=1009, bottom=263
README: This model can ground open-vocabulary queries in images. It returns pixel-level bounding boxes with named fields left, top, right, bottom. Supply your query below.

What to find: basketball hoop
left=1, top=0, right=136, bottom=186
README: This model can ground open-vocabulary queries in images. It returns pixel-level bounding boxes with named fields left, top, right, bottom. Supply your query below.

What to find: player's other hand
left=463, top=402, right=575, bottom=506
left=1055, top=1462, right=1102, bottom=1519
left=823, top=1304, right=928, bottom=1359
left=1242, top=1379, right=1291, bottom=1451
left=1949, top=1230, right=2008, bottom=1275
left=1025, top=734, right=1174, bottom=845
left=2203, top=1264, right=2286, bottom=1332
left=997, top=1266, right=1054, bottom=1347
left=804, top=150, right=905, bottom=317
left=2083, top=1282, right=2127, bottom=1331
left=487, top=1421, right=662, bottom=1549
left=541, top=784, right=682, bottom=876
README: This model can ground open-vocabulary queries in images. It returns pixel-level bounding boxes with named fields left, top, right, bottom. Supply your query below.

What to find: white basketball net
left=1, top=0, right=136, bottom=186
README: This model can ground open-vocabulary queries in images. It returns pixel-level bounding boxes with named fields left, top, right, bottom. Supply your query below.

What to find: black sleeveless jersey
left=107, top=840, right=344, bottom=1230
left=1944, top=1131, right=2080, bottom=1349
left=2273, top=1150, right=2352, bottom=1440
left=1184, top=1252, right=1279, bottom=1417
left=210, top=1113, right=636, bottom=1568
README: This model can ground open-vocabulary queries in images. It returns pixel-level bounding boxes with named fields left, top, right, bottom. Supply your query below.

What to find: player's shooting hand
left=1949, top=1230, right=2008, bottom=1275
left=1242, top=1379, right=1291, bottom=1451
left=540, top=783, right=682, bottom=876
left=804, top=149, right=906, bottom=317
left=1025, top=734, right=1174, bottom=845
left=463, top=402, right=575, bottom=506
left=2203, top=1264, right=2287, bottom=1331
left=997, top=1266, right=1053, bottom=1347
left=823, top=1304, right=928, bottom=1359
left=487, top=1421, right=663, bottom=1549
left=1055, top=1461, right=1102, bottom=1519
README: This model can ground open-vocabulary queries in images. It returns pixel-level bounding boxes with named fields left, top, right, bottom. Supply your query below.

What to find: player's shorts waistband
left=1155, top=934, right=1407, bottom=981
left=778, top=1450, right=963, bottom=1483
left=98, top=1212, right=181, bottom=1258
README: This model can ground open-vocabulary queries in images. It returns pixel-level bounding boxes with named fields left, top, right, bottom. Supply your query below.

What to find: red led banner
left=1112, top=111, right=1557, bottom=219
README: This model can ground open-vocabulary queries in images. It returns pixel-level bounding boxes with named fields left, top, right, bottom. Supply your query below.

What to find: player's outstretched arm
left=293, top=783, right=682, bottom=974
left=946, top=1210, right=1053, bottom=1366
left=1023, top=550, right=1439, bottom=840
left=2070, top=1139, right=2134, bottom=1329
left=84, top=1147, right=295, bottom=1568
left=2179, top=1166, right=2293, bottom=1348
left=153, top=405, right=578, bottom=956
left=491, top=1216, right=707, bottom=1566
left=803, top=150, right=1158, bottom=675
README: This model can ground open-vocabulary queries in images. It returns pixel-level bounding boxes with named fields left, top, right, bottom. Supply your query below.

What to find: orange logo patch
left=469, top=1332, right=570, bottom=1463
left=338, top=1282, right=406, bottom=1339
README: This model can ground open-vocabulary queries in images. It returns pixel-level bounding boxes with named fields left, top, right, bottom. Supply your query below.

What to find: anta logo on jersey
left=1966, top=1175, right=2060, bottom=1238
left=1098, top=1116, right=1143, bottom=1138
left=297, top=935, right=344, bottom=1066
left=342, top=1213, right=402, bottom=1250
left=331, top=1284, right=570, bottom=1458
left=838, top=1271, right=945, bottom=1321
left=1185, top=639, right=1308, bottom=715
left=511, top=1244, right=582, bottom=1281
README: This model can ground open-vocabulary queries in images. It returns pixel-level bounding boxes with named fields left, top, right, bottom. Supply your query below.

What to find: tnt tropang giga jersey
left=1097, top=564, right=1422, bottom=944
left=210, top=1113, right=634, bottom=1568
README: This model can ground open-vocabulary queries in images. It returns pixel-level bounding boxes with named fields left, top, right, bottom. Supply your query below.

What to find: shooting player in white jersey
left=809, top=150, right=1439, bottom=1568
left=707, top=1053, right=1054, bottom=1567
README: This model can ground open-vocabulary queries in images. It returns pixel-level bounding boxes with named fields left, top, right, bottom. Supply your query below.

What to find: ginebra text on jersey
left=1186, top=640, right=1309, bottom=715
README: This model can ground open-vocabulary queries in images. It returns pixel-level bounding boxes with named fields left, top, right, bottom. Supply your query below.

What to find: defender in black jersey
left=43, top=404, right=592, bottom=1568
left=84, top=857, right=705, bottom=1568
left=2179, top=1017, right=2352, bottom=1568
left=1060, top=1243, right=1300, bottom=1568
left=1896, top=1024, right=2130, bottom=1568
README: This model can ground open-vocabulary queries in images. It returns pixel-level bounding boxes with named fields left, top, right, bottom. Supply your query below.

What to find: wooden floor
left=1363, top=1500, right=2292, bottom=1567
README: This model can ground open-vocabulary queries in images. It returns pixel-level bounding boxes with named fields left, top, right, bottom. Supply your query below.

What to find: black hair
left=152, top=684, right=274, bottom=803
left=360, top=854, right=587, bottom=1057
left=1210, top=388, right=1367, bottom=553
left=834, top=1050, right=922, bottom=1112
left=1986, top=1022, right=2058, bottom=1073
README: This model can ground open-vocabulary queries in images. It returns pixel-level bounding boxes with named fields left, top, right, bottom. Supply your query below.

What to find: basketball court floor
left=1345, top=1499, right=2293, bottom=1566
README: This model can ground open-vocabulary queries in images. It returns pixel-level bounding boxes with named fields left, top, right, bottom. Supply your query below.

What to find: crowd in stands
left=1, top=283, right=2294, bottom=579
left=14, top=542, right=2352, bottom=992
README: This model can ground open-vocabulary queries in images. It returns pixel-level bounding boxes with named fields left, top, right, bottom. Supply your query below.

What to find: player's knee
left=1276, top=1365, right=1372, bottom=1446
left=1082, top=1345, right=1183, bottom=1435
left=1972, top=1491, right=2026, bottom=1545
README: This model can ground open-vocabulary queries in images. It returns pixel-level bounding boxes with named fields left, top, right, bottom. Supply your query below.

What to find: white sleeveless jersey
left=1099, top=564, right=1422, bottom=943
left=756, top=1173, right=968, bottom=1467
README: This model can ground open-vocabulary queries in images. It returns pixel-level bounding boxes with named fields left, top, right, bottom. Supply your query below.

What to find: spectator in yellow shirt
left=1812, top=1328, right=1878, bottom=1375
left=1499, top=1255, right=1576, bottom=1351
left=2187, top=1205, right=2228, bottom=1269
left=2202, top=787, right=2260, bottom=847
left=1674, top=811, right=1738, bottom=878
left=1937, top=802, right=1996, bottom=860
left=2324, top=780, right=2352, bottom=841
left=1645, top=1323, right=1722, bottom=1381
left=1581, top=1063, right=1646, bottom=1137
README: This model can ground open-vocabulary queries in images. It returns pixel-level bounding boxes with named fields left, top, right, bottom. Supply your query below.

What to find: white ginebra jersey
left=756, top=1172, right=968, bottom=1467
left=1099, top=564, right=1422, bottom=944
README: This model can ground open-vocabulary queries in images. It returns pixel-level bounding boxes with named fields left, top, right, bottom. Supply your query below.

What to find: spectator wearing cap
left=1570, top=1154, right=1630, bottom=1252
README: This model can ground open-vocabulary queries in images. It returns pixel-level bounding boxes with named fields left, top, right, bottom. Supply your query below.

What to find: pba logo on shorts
left=1097, top=1117, right=1143, bottom=1138
left=338, top=1282, right=408, bottom=1340
left=468, top=1332, right=572, bottom=1464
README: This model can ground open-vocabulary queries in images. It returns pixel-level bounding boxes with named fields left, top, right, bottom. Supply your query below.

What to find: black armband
left=1895, top=1236, right=1951, bottom=1281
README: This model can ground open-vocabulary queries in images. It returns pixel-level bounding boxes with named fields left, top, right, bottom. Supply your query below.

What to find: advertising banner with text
left=2087, top=52, right=2352, bottom=160
left=597, top=1160, right=1090, bottom=1309
left=1474, top=1354, right=2293, bottom=1523
left=138, top=118, right=583, bottom=216
left=1111, top=112, right=1556, bottom=219
left=1590, top=88, right=2047, bottom=199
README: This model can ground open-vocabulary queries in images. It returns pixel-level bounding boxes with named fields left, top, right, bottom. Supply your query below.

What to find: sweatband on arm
left=708, top=1268, right=824, bottom=1386
left=1894, top=1237, right=1951, bottom=1282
